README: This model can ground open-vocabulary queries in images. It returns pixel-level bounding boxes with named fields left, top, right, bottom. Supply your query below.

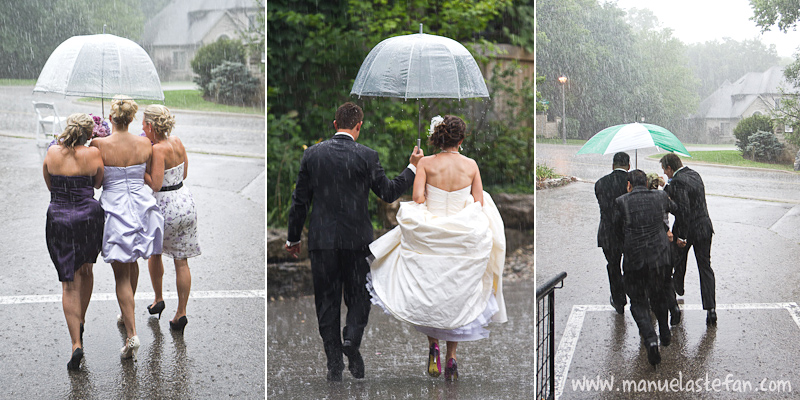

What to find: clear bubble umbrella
left=33, top=33, right=164, bottom=116
left=351, top=25, right=490, bottom=147
left=576, top=122, right=691, bottom=168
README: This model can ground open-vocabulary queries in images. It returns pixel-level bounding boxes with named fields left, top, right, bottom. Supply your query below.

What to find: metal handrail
left=536, top=271, right=567, bottom=400
left=536, top=271, right=567, bottom=300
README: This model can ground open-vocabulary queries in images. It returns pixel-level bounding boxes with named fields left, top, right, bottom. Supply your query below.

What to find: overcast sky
left=613, top=0, right=800, bottom=58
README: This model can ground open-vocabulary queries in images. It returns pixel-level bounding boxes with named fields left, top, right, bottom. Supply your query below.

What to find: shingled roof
left=694, top=66, right=797, bottom=119
left=142, top=0, right=257, bottom=47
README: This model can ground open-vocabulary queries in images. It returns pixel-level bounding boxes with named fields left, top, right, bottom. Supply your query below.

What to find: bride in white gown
left=367, top=115, right=506, bottom=381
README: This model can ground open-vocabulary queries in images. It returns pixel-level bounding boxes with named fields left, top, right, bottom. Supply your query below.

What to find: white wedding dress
left=367, top=184, right=507, bottom=341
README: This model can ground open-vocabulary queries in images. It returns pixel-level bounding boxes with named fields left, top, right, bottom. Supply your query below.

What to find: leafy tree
left=750, top=0, right=800, bottom=33
left=537, top=0, right=697, bottom=138
left=267, top=0, right=522, bottom=227
left=733, top=114, right=774, bottom=154
left=0, top=0, right=144, bottom=79
left=750, top=0, right=800, bottom=143
left=191, top=38, right=246, bottom=97
left=246, top=0, right=266, bottom=73
left=685, top=38, right=779, bottom=99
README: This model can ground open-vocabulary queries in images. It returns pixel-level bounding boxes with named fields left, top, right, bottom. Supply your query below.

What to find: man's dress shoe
left=610, top=296, right=624, bottom=315
left=706, top=309, right=717, bottom=325
left=646, top=342, right=661, bottom=366
left=670, top=305, right=682, bottom=326
left=342, top=340, right=364, bottom=379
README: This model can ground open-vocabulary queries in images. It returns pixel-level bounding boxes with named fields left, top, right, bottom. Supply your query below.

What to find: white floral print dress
left=154, top=162, right=201, bottom=259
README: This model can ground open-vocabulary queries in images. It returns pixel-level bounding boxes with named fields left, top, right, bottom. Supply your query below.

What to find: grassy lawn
left=650, top=150, right=795, bottom=171
left=80, top=90, right=264, bottom=115
left=0, top=79, right=36, bottom=86
left=535, top=137, right=588, bottom=146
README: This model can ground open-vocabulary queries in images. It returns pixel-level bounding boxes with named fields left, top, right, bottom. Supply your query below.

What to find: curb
left=70, top=99, right=265, bottom=119
left=0, top=131, right=264, bottom=159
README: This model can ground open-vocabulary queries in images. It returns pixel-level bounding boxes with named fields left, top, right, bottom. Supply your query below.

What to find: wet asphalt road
left=0, top=87, right=265, bottom=399
left=536, top=143, right=800, bottom=399
left=266, top=279, right=535, bottom=399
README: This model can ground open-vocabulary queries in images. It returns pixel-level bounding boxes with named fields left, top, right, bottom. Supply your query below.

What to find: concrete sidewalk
left=0, top=105, right=265, bottom=397
left=536, top=181, right=800, bottom=399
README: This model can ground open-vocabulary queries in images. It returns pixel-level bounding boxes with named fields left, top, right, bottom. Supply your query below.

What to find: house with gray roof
left=142, top=0, right=260, bottom=81
left=692, top=66, right=797, bottom=143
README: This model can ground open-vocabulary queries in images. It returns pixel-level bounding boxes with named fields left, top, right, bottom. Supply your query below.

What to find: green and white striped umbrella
left=576, top=122, right=691, bottom=157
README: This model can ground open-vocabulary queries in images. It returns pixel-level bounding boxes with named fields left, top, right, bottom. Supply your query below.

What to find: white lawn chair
left=33, top=101, right=65, bottom=147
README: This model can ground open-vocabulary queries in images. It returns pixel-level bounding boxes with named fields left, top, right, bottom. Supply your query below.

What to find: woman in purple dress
left=43, top=113, right=104, bottom=370
left=90, top=96, right=163, bottom=362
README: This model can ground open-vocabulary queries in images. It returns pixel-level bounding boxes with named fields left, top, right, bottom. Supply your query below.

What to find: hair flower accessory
left=428, top=115, right=444, bottom=137
left=89, top=114, right=110, bottom=138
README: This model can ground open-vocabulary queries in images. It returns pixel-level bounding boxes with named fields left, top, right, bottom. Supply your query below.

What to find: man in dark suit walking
left=615, top=169, right=677, bottom=366
left=660, top=153, right=717, bottom=325
left=594, top=152, right=630, bottom=314
left=285, top=102, right=423, bottom=381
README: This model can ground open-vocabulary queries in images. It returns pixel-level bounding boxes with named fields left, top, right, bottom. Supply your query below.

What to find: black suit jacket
left=287, top=134, right=415, bottom=251
left=595, top=169, right=629, bottom=249
left=614, top=187, right=676, bottom=272
left=663, top=167, right=713, bottom=243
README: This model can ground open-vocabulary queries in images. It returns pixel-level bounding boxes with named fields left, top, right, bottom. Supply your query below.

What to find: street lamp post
left=558, top=76, right=567, bottom=145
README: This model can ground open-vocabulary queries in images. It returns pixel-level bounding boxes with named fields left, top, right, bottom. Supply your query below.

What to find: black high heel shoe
left=147, top=301, right=165, bottom=319
left=170, top=316, right=188, bottom=332
left=80, top=323, right=84, bottom=346
left=67, top=347, right=83, bottom=370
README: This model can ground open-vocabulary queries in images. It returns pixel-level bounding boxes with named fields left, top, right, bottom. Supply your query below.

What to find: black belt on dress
left=159, top=182, right=183, bottom=192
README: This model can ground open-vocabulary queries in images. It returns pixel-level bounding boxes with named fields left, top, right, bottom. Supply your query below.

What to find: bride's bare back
left=412, top=152, right=484, bottom=205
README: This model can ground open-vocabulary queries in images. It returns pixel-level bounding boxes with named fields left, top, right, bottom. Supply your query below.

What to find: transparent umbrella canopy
left=351, top=25, right=489, bottom=146
left=34, top=34, right=164, bottom=115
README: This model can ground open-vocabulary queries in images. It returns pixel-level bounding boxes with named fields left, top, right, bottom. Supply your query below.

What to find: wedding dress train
left=367, top=184, right=506, bottom=341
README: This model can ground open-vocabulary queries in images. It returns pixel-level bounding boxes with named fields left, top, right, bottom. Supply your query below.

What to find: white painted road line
left=0, top=290, right=265, bottom=305
left=553, top=302, right=800, bottom=400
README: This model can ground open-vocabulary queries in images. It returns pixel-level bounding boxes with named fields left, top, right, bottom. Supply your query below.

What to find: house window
left=753, top=111, right=762, bottom=116
left=173, top=51, right=187, bottom=70
left=218, top=34, right=230, bottom=41
left=721, top=122, right=730, bottom=134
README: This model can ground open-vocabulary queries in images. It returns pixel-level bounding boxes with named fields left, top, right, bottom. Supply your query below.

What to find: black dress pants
left=624, top=265, right=670, bottom=345
left=309, top=249, right=371, bottom=373
left=672, top=236, right=715, bottom=309
left=602, top=247, right=627, bottom=307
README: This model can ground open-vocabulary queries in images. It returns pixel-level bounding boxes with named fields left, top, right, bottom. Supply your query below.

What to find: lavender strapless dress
left=46, top=175, right=104, bottom=282
left=99, top=163, right=163, bottom=263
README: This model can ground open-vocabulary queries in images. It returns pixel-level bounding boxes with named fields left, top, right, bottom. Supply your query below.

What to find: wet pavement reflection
left=267, top=280, right=535, bottom=399
left=537, top=143, right=800, bottom=399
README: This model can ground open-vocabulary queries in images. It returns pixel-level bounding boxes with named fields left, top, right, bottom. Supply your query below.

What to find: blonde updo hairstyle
left=109, top=95, right=138, bottom=127
left=428, top=115, right=466, bottom=149
left=57, top=113, right=94, bottom=148
left=143, top=104, right=176, bottom=139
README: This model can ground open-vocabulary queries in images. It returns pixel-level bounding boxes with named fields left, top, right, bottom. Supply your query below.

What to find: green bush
left=267, top=111, right=304, bottom=227
left=191, top=38, right=246, bottom=96
left=745, top=130, right=784, bottom=163
left=207, top=61, right=260, bottom=106
left=536, top=163, right=558, bottom=180
left=733, top=114, right=773, bottom=154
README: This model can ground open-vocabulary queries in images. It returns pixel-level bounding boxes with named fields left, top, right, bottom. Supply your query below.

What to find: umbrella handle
left=417, top=138, right=421, bottom=149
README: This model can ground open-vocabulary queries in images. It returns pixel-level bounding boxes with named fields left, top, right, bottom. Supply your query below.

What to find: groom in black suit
left=285, top=102, right=423, bottom=381
left=660, top=153, right=717, bottom=325
left=594, top=152, right=630, bottom=314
